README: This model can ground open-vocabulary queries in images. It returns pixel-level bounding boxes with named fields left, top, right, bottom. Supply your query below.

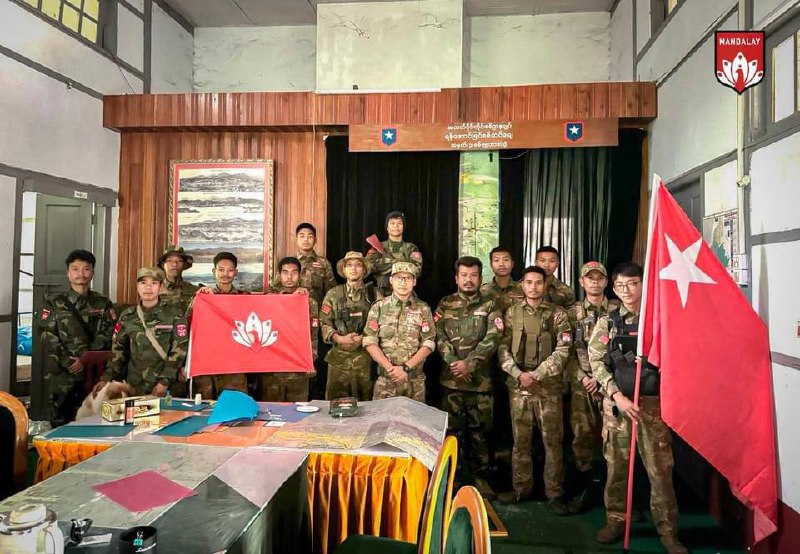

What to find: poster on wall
left=169, top=160, right=274, bottom=291
left=702, top=209, right=739, bottom=279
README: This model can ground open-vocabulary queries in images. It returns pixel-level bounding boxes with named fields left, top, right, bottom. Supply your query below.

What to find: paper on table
left=153, top=415, right=210, bottom=437
left=47, top=424, right=135, bottom=439
left=93, top=470, right=196, bottom=512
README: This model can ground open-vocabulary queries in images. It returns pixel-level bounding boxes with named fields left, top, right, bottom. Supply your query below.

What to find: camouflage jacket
left=567, top=297, right=620, bottom=379
left=367, top=240, right=422, bottom=290
left=271, top=251, right=336, bottom=305
left=268, top=288, right=319, bottom=361
left=159, top=277, right=199, bottom=314
left=588, top=304, right=637, bottom=398
left=498, top=300, right=572, bottom=393
left=362, top=293, right=436, bottom=374
left=38, top=289, right=117, bottom=374
left=104, top=300, right=189, bottom=394
left=545, top=276, right=576, bottom=307
left=434, top=292, right=503, bottom=392
left=479, top=278, right=524, bottom=314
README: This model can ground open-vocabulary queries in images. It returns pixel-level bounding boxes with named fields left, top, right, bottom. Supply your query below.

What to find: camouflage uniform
left=434, top=292, right=503, bottom=477
left=39, top=289, right=117, bottom=425
left=545, top=277, right=576, bottom=307
left=271, top=251, right=336, bottom=306
left=159, top=278, right=199, bottom=314
left=479, top=278, right=524, bottom=314
left=566, top=297, right=619, bottom=472
left=104, top=300, right=189, bottom=396
left=320, top=283, right=377, bottom=401
left=194, top=285, right=250, bottom=399
left=258, top=290, right=319, bottom=401
left=499, top=300, right=571, bottom=500
left=362, top=293, right=436, bottom=402
left=366, top=240, right=422, bottom=297
left=588, top=305, right=679, bottom=540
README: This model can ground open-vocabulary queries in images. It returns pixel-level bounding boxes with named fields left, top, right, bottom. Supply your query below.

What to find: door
left=29, top=192, right=93, bottom=418
left=671, top=179, right=703, bottom=229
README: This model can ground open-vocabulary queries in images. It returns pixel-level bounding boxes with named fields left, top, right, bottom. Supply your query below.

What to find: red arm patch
left=493, top=317, right=504, bottom=331
left=321, top=304, right=332, bottom=314
left=368, top=320, right=380, bottom=331
left=113, top=321, right=122, bottom=339
left=433, top=312, right=442, bottom=323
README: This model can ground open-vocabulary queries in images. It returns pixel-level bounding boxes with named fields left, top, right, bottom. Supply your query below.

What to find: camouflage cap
left=158, top=244, right=193, bottom=269
left=391, top=261, right=419, bottom=277
left=137, top=266, right=165, bottom=282
left=336, top=251, right=371, bottom=279
left=580, top=261, right=608, bottom=278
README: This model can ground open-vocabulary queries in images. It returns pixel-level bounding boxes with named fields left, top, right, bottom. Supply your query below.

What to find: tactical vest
left=606, top=310, right=660, bottom=397
left=511, top=304, right=555, bottom=370
left=573, top=304, right=598, bottom=349
left=333, top=284, right=377, bottom=335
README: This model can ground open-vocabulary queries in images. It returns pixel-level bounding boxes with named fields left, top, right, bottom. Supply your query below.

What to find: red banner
left=187, top=294, right=314, bottom=376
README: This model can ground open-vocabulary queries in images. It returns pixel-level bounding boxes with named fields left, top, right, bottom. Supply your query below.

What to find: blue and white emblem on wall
left=381, top=128, right=397, bottom=146
left=564, top=121, right=584, bottom=143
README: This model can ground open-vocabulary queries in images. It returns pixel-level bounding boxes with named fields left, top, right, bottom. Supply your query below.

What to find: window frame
left=650, top=0, right=685, bottom=37
left=12, top=0, right=115, bottom=55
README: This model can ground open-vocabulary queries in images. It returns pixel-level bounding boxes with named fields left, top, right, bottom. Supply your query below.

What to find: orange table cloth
left=34, top=432, right=429, bottom=554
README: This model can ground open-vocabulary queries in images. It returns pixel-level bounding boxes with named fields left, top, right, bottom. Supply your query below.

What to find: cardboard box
left=102, top=395, right=161, bottom=422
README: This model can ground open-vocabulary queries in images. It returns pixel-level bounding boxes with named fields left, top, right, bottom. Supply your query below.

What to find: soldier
left=480, top=246, right=524, bottom=313
left=98, top=267, right=188, bottom=397
left=363, top=262, right=435, bottom=402
left=565, top=261, right=620, bottom=514
left=158, top=244, right=199, bottom=313
left=435, top=256, right=503, bottom=499
left=366, top=211, right=423, bottom=297
left=320, top=252, right=377, bottom=401
left=271, top=223, right=336, bottom=306
left=39, top=249, right=117, bottom=425
left=535, top=246, right=576, bottom=307
left=588, top=262, right=686, bottom=554
left=497, top=266, right=571, bottom=515
left=259, top=257, right=319, bottom=401
left=192, top=252, right=250, bottom=399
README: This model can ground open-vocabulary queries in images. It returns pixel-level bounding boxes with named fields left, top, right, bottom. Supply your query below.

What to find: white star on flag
left=384, top=130, right=394, bottom=139
left=658, top=235, right=716, bottom=308
left=569, top=125, right=580, bottom=135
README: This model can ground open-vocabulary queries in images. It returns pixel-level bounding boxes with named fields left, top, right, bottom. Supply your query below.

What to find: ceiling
left=162, top=0, right=616, bottom=28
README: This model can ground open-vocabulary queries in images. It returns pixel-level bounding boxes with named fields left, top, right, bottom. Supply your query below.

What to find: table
left=3, top=442, right=309, bottom=553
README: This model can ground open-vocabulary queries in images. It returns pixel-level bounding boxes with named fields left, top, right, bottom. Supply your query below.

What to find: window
left=651, top=0, right=681, bottom=35
left=19, top=0, right=102, bottom=44
left=772, top=35, right=795, bottom=121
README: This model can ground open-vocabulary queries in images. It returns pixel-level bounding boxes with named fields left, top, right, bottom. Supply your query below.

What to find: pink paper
left=93, top=470, right=195, bottom=512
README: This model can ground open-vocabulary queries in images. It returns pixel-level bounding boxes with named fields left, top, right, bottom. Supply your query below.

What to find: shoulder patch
left=599, top=335, right=609, bottom=345
left=321, top=304, right=332, bottom=314
left=433, top=312, right=442, bottom=323
left=368, top=320, right=380, bottom=331
left=421, top=321, right=431, bottom=333
left=113, top=321, right=122, bottom=338
left=176, top=323, right=187, bottom=337
left=41, top=308, right=50, bottom=320
left=560, top=331, right=572, bottom=343
left=493, top=317, right=504, bottom=331
left=411, top=251, right=422, bottom=260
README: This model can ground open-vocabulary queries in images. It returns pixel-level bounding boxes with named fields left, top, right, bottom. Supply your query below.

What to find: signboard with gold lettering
left=349, top=119, right=618, bottom=152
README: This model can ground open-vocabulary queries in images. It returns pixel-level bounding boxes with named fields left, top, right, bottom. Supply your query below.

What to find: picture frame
left=169, top=159, right=274, bottom=291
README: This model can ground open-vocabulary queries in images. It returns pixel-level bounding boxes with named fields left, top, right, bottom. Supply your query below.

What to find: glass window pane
left=84, top=0, right=99, bottom=19
left=61, top=4, right=80, bottom=32
left=773, top=36, right=795, bottom=122
left=64, top=0, right=81, bottom=7
left=80, top=17, right=97, bottom=42
left=23, top=0, right=38, bottom=8
left=667, top=0, right=678, bottom=14
left=41, top=0, right=61, bottom=19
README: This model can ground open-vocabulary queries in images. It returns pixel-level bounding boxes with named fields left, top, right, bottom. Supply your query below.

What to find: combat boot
left=595, top=521, right=625, bottom=544
left=473, top=477, right=496, bottom=501
left=496, top=490, right=531, bottom=504
left=660, top=535, right=689, bottom=554
left=567, top=469, right=593, bottom=514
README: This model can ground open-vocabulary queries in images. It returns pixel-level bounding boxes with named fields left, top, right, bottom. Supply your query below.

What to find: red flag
left=187, top=294, right=314, bottom=376
left=639, top=176, right=777, bottom=542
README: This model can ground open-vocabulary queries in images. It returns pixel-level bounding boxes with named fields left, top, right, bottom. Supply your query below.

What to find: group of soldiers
left=40, top=210, right=686, bottom=554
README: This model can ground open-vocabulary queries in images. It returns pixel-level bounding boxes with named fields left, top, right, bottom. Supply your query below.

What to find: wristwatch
left=402, top=364, right=411, bottom=373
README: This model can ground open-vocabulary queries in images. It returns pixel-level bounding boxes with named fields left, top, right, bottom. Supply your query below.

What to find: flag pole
left=623, top=174, right=661, bottom=553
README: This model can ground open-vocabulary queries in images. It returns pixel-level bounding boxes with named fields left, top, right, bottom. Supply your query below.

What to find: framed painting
left=169, top=160, right=274, bottom=291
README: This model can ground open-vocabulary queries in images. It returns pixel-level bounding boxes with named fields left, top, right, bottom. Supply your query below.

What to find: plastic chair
left=0, top=391, right=29, bottom=500
left=443, top=486, right=491, bottom=554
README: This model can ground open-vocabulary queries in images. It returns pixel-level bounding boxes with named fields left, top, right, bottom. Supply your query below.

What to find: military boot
left=567, top=469, right=593, bottom=514
left=496, top=490, right=531, bottom=504
left=595, top=521, right=625, bottom=544
left=660, top=535, right=689, bottom=554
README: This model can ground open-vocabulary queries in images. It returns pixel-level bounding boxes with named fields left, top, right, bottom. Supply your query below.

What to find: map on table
left=262, top=397, right=448, bottom=470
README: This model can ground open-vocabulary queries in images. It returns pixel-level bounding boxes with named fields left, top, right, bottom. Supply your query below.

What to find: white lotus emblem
left=717, top=52, right=764, bottom=91
left=231, top=312, right=279, bottom=352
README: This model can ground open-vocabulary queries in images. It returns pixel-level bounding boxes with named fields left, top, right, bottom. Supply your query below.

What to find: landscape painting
left=169, top=160, right=273, bottom=291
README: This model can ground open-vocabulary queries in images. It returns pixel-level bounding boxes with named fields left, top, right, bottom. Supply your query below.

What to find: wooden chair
left=443, top=486, right=491, bottom=554
left=335, top=435, right=458, bottom=554
left=80, top=350, right=112, bottom=393
left=0, top=391, right=29, bottom=500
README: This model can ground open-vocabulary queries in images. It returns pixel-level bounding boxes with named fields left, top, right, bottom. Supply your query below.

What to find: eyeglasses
left=613, top=280, right=641, bottom=292
left=392, top=275, right=413, bottom=283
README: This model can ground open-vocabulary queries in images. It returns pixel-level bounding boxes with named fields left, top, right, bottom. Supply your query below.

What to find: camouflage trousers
left=567, top=367, right=600, bottom=472
left=372, top=375, right=425, bottom=403
left=602, top=396, right=678, bottom=537
left=46, top=370, right=85, bottom=426
left=194, top=373, right=248, bottom=400
left=325, top=349, right=374, bottom=401
left=509, top=388, right=564, bottom=500
left=258, top=374, right=309, bottom=402
left=442, top=388, right=493, bottom=477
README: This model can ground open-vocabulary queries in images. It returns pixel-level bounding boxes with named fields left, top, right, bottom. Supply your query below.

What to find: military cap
left=391, top=261, right=418, bottom=277
left=385, top=210, right=406, bottom=227
left=137, top=266, right=165, bottom=282
left=580, top=261, right=608, bottom=278
left=336, top=251, right=371, bottom=279
left=158, top=244, right=193, bottom=269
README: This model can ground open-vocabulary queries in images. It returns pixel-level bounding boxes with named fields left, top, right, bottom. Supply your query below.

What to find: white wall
left=466, top=12, right=611, bottom=86
left=117, top=2, right=144, bottom=72
left=610, top=0, right=634, bottom=81
left=151, top=3, right=193, bottom=93
left=635, top=0, right=650, bottom=54
left=194, top=26, right=316, bottom=92
left=754, top=0, right=797, bottom=26
left=316, top=0, right=463, bottom=90
left=749, top=131, right=800, bottom=235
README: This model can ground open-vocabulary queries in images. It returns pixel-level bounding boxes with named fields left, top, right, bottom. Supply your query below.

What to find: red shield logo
left=715, top=31, right=765, bottom=94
